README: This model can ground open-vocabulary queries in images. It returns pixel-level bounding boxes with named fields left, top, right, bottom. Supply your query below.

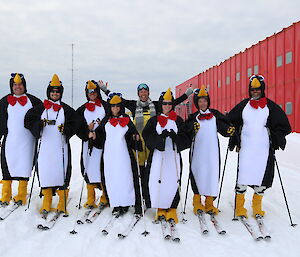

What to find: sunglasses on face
left=250, top=75, right=264, bottom=82
left=162, top=102, right=172, bottom=105
left=137, top=84, right=149, bottom=91
left=250, top=88, right=261, bottom=92
left=111, top=104, right=121, bottom=107
left=87, top=89, right=96, bottom=94
left=50, top=90, right=60, bottom=93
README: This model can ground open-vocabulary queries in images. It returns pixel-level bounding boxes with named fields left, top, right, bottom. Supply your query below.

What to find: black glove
left=169, top=129, right=177, bottom=141
left=161, top=129, right=169, bottom=139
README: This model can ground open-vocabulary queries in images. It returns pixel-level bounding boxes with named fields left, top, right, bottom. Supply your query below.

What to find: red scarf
left=44, top=100, right=62, bottom=112
left=7, top=95, right=27, bottom=106
left=157, top=111, right=177, bottom=128
left=109, top=116, right=130, bottom=127
left=249, top=97, right=267, bottom=109
left=198, top=112, right=214, bottom=120
left=85, top=99, right=102, bottom=112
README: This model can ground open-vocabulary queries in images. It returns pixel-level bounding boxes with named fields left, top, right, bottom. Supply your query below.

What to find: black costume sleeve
left=61, top=103, right=80, bottom=140
left=174, top=93, right=188, bottom=106
left=0, top=95, right=9, bottom=137
left=27, top=94, right=42, bottom=107
left=175, top=116, right=191, bottom=151
left=95, top=116, right=108, bottom=148
left=142, top=116, right=165, bottom=151
left=24, top=104, right=45, bottom=139
left=266, top=99, right=292, bottom=150
left=227, top=99, right=249, bottom=151
left=210, top=109, right=235, bottom=137
left=75, top=105, right=90, bottom=142
left=126, top=117, right=143, bottom=151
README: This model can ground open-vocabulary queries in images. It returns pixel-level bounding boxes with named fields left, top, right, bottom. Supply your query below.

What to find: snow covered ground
left=1, top=133, right=300, bottom=257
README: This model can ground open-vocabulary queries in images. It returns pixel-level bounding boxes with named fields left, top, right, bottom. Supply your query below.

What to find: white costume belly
left=149, top=118, right=180, bottom=209
left=103, top=122, right=135, bottom=207
left=238, top=102, right=270, bottom=186
left=38, top=104, right=68, bottom=188
left=191, top=111, right=220, bottom=197
left=82, top=105, right=106, bottom=183
left=5, top=95, right=35, bottom=178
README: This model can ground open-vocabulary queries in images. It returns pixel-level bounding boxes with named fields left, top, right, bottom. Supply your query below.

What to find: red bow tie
left=250, top=97, right=267, bottom=109
left=157, top=111, right=177, bottom=128
left=44, top=100, right=62, bottom=112
left=198, top=113, right=214, bottom=120
left=7, top=95, right=27, bottom=106
left=109, top=116, right=130, bottom=127
left=85, top=99, right=102, bottom=112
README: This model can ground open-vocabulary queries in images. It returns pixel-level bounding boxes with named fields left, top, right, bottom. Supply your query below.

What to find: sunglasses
left=111, top=104, right=121, bottom=107
left=50, top=90, right=60, bottom=93
left=137, top=83, right=149, bottom=91
left=87, top=89, right=96, bottom=93
left=250, top=88, right=261, bottom=92
left=162, top=102, right=172, bottom=105
left=250, top=75, right=264, bottom=82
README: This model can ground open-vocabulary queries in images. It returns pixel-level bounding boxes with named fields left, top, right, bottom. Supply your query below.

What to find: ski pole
left=135, top=136, right=150, bottom=236
left=217, top=144, right=230, bottom=208
left=61, top=128, right=68, bottom=217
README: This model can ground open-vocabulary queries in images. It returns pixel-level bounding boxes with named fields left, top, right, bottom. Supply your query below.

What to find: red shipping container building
left=175, top=21, right=300, bottom=132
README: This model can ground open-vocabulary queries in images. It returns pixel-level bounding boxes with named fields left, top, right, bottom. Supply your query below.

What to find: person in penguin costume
left=0, top=73, right=42, bottom=206
left=183, top=85, right=235, bottom=215
left=227, top=75, right=291, bottom=218
left=95, top=93, right=143, bottom=216
left=24, top=74, right=79, bottom=214
left=142, top=88, right=190, bottom=224
left=76, top=80, right=109, bottom=209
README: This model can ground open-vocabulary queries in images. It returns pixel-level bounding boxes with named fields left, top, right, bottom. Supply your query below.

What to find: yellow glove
left=227, top=126, right=235, bottom=136
left=58, top=124, right=64, bottom=133
left=194, top=122, right=200, bottom=133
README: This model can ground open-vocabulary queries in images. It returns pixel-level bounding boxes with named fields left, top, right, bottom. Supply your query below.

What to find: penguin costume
left=24, top=74, right=79, bottom=214
left=183, top=85, right=235, bottom=215
left=227, top=75, right=291, bottom=218
left=0, top=73, right=42, bottom=206
left=95, top=93, right=143, bottom=215
left=76, top=80, right=109, bottom=208
left=142, top=88, right=190, bottom=224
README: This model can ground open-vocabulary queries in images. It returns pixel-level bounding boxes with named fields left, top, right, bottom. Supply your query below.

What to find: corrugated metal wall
left=175, top=21, right=300, bottom=132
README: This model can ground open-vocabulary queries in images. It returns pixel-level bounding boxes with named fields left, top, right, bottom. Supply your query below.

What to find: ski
left=239, top=216, right=263, bottom=241
left=86, top=203, right=107, bottom=224
left=196, top=210, right=209, bottom=235
left=160, top=218, right=171, bottom=240
left=169, top=219, right=180, bottom=242
left=209, top=213, right=226, bottom=235
left=37, top=210, right=50, bottom=229
left=255, top=215, right=271, bottom=240
left=0, top=202, right=22, bottom=221
left=76, top=207, right=94, bottom=225
left=101, top=213, right=121, bottom=236
left=118, top=215, right=141, bottom=239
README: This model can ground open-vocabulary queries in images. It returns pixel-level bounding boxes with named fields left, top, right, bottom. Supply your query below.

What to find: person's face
left=88, top=90, right=98, bottom=101
left=50, top=89, right=61, bottom=101
left=250, top=88, right=262, bottom=99
left=198, top=98, right=208, bottom=111
left=138, top=89, right=149, bottom=102
left=111, top=105, right=121, bottom=116
left=12, top=83, right=25, bottom=96
left=162, top=100, right=172, bottom=115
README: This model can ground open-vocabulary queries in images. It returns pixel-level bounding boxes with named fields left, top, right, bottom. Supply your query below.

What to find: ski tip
left=202, top=230, right=209, bottom=235
left=219, top=230, right=227, bottom=235
left=172, top=237, right=180, bottom=243
left=0, top=217, right=4, bottom=221
left=37, top=224, right=44, bottom=229
left=43, top=226, right=50, bottom=230
left=118, top=234, right=126, bottom=239
left=164, top=235, right=171, bottom=240
left=264, top=235, right=271, bottom=241
left=86, top=219, right=92, bottom=224
left=69, top=230, right=77, bottom=235
left=76, top=220, right=84, bottom=225
left=102, top=230, right=108, bottom=236
left=255, top=236, right=264, bottom=241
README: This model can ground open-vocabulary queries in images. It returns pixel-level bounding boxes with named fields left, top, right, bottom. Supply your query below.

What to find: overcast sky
left=0, top=0, right=299, bottom=107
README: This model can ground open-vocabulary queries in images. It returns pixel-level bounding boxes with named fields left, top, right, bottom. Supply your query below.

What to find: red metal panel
left=253, top=44, right=260, bottom=75
left=230, top=56, right=236, bottom=110
left=221, top=62, right=226, bottom=112
left=275, top=31, right=285, bottom=109
left=241, top=50, right=248, bottom=99
left=259, top=40, right=268, bottom=95
left=294, top=22, right=300, bottom=132
left=235, top=53, right=242, bottom=102
left=224, top=59, right=230, bottom=112
left=267, top=35, right=276, bottom=101
left=284, top=26, right=295, bottom=130
left=247, top=46, right=254, bottom=78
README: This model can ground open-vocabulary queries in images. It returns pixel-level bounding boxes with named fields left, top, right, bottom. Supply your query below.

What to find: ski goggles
left=137, top=83, right=149, bottom=91
left=250, top=75, right=264, bottom=82
left=87, top=89, right=96, bottom=93
left=108, top=92, right=122, bottom=98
